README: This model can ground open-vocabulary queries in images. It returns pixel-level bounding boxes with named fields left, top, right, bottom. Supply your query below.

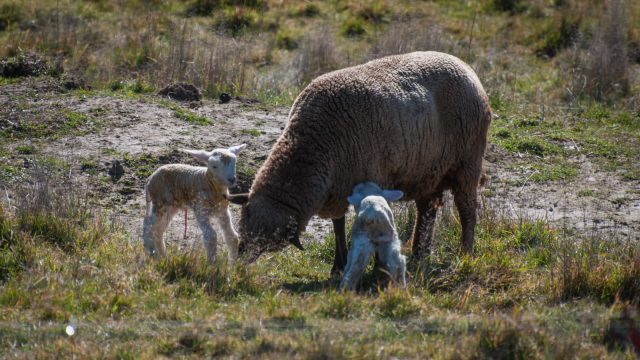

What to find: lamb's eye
left=212, top=165, right=218, bottom=169
left=379, top=232, right=384, bottom=237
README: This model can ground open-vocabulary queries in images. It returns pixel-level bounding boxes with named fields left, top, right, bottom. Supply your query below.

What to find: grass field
left=0, top=177, right=639, bottom=358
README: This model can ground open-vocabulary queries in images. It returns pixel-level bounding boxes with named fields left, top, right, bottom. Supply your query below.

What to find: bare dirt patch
left=1, top=78, right=638, bottom=255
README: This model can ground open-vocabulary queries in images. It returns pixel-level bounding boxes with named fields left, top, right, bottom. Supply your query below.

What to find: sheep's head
left=225, top=193, right=304, bottom=263
left=184, top=144, right=247, bottom=188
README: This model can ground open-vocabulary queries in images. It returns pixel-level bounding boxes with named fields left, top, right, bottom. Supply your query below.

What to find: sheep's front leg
left=194, top=208, right=218, bottom=265
left=216, top=207, right=239, bottom=265
left=331, top=216, right=348, bottom=276
left=339, top=236, right=375, bottom=291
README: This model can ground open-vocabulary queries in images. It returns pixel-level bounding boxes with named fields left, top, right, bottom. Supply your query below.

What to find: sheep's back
left=288, top=52, right=490, bottom=215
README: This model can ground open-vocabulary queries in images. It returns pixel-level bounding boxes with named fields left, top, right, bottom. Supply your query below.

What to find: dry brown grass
left=0, top=0, right=638, bottom=104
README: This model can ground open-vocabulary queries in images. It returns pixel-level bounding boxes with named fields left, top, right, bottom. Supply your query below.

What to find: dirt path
left=1, top=79, right=638, bottom=253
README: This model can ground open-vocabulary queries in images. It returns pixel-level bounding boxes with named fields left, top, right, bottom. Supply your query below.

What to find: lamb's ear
left=229, top=144, right=247, bottom=155
left=381, top=190, right=404, bottom=202
left=184, top=149, right=211, bottom=163
left=224, top=193, right=249, bottom=205
left=286, top=224, right=304, bottom=251
left=347, top=193, right=365, bottom=206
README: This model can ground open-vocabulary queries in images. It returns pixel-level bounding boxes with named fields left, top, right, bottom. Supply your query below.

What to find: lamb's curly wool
left=231, top=51, right=492, bottom=264
left=340, top=183, right=406, bottom=291
left=143, top=145, right=246, bottom=266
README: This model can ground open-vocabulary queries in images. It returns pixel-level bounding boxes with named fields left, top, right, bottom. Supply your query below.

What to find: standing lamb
left=142, top=144, right=246, bottom=265
left=226, top=51, right=491, bottom=271
left=340, top=182, right=406, bottom=291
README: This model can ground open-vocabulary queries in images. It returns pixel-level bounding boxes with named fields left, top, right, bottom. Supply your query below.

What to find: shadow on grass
left=281, top=278, right=336, bottom=293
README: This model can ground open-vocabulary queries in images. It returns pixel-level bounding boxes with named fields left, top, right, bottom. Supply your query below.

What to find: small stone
left=65, top=324, right=75, bottom=336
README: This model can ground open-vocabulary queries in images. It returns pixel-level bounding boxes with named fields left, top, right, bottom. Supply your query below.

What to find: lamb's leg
left=397, top=255, right=407, bottom=288
left=377, top=243, right=406, bottom=288
left=149, top=207, right=177, bottom=258
left=194, top=207, right=218, bottom=264
left=331, top=216, right=348, bottom=276
left=411, top=197, right=439, bottom=261
left=142, top=204, right=157, bottom=256
left=216, top=207, right=239, bottom=266
left=339, top=236, right=375, bottom=291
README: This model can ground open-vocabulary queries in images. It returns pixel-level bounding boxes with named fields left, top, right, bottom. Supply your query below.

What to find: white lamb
left=142, top=144, right=246, bottom=265
left=339, top=182, right=406, bottom=291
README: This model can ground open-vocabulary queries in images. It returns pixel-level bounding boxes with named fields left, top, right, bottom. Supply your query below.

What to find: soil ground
left=1, top=78, right=638, bottom=252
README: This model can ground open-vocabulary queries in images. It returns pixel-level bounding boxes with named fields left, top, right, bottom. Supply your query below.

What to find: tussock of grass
left=158, top=99, right=211, bottom=125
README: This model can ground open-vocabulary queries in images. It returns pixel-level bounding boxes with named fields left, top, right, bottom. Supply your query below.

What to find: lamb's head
left=348, top=183, right=403, bottom=244
left=184, top=144, right=247, bottom=188
left=347, top=182, right=403, bottom=213
left=225, top=192, right=304, bottom=263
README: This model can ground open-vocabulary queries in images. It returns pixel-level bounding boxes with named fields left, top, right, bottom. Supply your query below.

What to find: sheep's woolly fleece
left=236, top=51, right=492, bottom=260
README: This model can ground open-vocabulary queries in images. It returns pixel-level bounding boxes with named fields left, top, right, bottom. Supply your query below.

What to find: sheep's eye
left=212, top=165, right=218, bottom=169
left=379, top=232, right=384, bottom=237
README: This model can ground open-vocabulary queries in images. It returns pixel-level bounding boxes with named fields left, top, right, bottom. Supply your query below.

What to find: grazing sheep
left=339, top=183, right=406, bottom=291
left=142, top=144, right=246, bottom=265
left=226, top=51, right=492, bottom=270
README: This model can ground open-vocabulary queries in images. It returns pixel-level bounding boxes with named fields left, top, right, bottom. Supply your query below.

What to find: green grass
left=577, top=188, right=595, bottom=197
left=241, top=128, right=261, bottom=137
left=15, top=144, right=36, bottom=155
left=158, top=99, right=212, bottom=125
left=121, top=152, right=160, bottom=179
left=1, top=180, right=638, bottom=358
left=490, top=101, right=640, bottom=183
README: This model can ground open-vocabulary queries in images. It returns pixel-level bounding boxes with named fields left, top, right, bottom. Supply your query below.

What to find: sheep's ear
left=229, top=144, right=247, bottom=155
left=382, top=190, right=403, bottom=202
left=286, top=223, right=304, bottom=251
left=224, top=193, right=249, bottom=205
left=347, top=193, right=365, bottom=206
left=184, top=149, right=211, bottom=163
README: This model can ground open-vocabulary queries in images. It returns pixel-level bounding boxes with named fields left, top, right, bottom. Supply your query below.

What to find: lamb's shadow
left=281, top=278, right=337, bottom=293
left=282, top=266, right=393, bottom=294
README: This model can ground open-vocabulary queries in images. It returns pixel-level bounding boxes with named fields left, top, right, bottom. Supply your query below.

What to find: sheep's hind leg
left=453, top=184, right=478, bottom=254
left=452, top=163, right=481, bottom=254
left=331, top=216, right=348, bottom=276
left=411, top=197, right=440, bottom=261
left=194, top=207, right=218, bottom=265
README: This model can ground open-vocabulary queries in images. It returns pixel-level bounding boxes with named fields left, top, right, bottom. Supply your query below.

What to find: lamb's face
left=184, top=144, right=246, bottom=188
left=354, top=196, right=396, bottom=244
left=207, top=150, right=238, bottom=188
left=236, top=195, right=295, bottom=263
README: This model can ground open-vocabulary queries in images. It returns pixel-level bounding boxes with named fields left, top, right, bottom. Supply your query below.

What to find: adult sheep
left=227, top=51, right=491, bottom=272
